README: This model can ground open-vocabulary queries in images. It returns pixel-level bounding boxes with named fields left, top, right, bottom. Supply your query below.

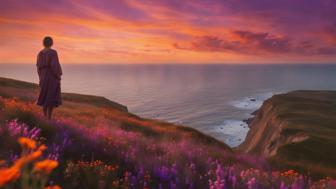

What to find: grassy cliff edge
left=1, top=77, right=336, bottom=188
left=238, top=90, right=336, bottom=178
left=0, top=77, right=229, bottom=150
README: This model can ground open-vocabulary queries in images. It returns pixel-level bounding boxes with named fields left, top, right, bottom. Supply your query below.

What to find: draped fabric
left=36, top=48, right=62, bottom=107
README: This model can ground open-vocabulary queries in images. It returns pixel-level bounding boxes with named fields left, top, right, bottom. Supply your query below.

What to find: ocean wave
left=215, top=120, right=249, bottom=147
left=231, top=92, right=275, bottom=110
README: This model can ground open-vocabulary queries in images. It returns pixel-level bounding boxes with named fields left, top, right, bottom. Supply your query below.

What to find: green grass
left=2, top=77, right=335, bottom=179
left=0, top=77, right=127, bottom=111
left=0, top=77, right=38, bottom=89
left=261, top=91, right=336, bottom=178
left=62, top=93, right=128, bottom=111
left=0, top=76, right=231, bottom=150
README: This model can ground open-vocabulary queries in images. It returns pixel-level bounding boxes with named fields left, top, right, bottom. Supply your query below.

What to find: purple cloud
left=1, top=0, right=336, bottom=62
left=174, top=30, right=336, bottom=56
left=232, top=30, right=291, bottom=53
left=174, top=30, right=291, bottom=54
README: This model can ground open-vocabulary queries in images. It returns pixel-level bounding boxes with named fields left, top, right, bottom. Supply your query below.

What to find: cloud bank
left=0, top=0, right=336, bottom=63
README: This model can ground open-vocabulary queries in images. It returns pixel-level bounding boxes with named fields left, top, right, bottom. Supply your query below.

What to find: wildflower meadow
left=0, top=97, right=335, bottom=189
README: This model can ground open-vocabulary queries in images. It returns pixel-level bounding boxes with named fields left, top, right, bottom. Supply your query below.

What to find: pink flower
left=247, top=177, right=256, bottom=189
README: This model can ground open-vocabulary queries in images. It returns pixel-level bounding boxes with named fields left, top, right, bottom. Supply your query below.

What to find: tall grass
left=0, top=97, right=335, bottom=188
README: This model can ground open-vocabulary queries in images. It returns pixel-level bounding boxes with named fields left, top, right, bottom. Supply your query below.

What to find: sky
left=1, top=0, right=336, bottom=64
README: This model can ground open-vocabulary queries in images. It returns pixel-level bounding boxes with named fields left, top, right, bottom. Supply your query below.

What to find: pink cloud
left=174, top=30, right=336, bottom=56
left=1, top=0, right=336, bottom=63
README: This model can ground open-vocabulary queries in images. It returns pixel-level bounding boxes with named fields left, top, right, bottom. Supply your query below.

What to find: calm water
left=1, top=64, right=336, bottom=147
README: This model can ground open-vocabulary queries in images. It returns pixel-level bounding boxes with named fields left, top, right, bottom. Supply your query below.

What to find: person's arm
left=50, top=50, right=62, bottom=80
left=36, top=53, right=41, bottom=85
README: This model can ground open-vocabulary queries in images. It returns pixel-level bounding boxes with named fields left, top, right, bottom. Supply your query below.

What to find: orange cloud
left=0, top=0, right=336, bottom=64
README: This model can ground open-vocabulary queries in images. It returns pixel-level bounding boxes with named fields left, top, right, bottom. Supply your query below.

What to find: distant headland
left=0, top=77, right=335, bottom=188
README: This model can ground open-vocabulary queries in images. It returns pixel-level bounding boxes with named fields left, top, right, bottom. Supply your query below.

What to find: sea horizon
left=2, top=1, right=336, bottom=187
left=2, top=63, right=336, bottom=147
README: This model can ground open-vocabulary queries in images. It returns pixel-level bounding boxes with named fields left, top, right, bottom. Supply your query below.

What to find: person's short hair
left=43, top=36, right=53, bottom=47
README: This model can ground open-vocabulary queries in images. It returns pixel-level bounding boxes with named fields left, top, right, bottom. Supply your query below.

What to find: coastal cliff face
left=1, top=77, right=336, bottom=187
left=239, top=91, right=336, bottom=178
left=238, top=97, right=309, bottom=157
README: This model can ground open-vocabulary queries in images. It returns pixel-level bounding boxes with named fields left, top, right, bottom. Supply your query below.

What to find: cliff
left=0, top=76, right=229, bottom=150
left=0, top=77, right=128, bottom=112
left=238, top=90, right=336, bottom=178
left=0, top=77, right=335, bottom=188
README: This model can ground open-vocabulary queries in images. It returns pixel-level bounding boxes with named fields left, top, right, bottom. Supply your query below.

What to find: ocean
left=1, top=64, right=336, bottom=147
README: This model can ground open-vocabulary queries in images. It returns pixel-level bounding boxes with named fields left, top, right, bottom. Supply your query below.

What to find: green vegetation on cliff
left=239, top=90, right=336, bottom=178
left=0, top=77, right=335, bottom=188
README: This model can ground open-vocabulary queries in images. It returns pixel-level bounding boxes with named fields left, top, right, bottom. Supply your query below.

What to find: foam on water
left=231, top=92, right=275, bottom=111
left=214, top=120, right=249, bottom=147
left=219, top=92, right=277, bottom=147
left=2, top=64, right=336, bottom=147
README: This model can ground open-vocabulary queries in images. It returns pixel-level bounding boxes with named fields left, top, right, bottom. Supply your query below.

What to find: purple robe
left=36, top=48, right=62, bottom=107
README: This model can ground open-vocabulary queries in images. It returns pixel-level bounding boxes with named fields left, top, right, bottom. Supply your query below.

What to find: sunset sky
left=1, top=0, right=336, bottom=64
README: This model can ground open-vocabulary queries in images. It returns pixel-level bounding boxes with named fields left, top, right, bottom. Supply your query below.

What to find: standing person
left=36, top=36, right=62, bottom=120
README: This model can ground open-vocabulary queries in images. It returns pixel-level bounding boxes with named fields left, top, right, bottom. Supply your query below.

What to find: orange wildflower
left=38, top=144, right=47, bottom=151
left=18, top=137, right=37, bottom=150
left=34, top=159, right=58, bottom=174
left=281, top=169, right=297, bottom=177
left=15, top=149, right=43, bottom=169
left=0, top=166, right=20, bottom=186
left=0, top=138, right=47, bottom=187
left=45, top=185, right=62, bottom=189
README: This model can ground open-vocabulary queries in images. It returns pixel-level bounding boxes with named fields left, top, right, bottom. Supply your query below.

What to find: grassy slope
left=0, top=77, right=128, bottom=111
left=0, top=76, right=230, bottom=150
left=242, top=90, right=336, bottom=178
left=0, top=77, right=239, bottom=188
left=1, top=77, right=336, bottom=187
